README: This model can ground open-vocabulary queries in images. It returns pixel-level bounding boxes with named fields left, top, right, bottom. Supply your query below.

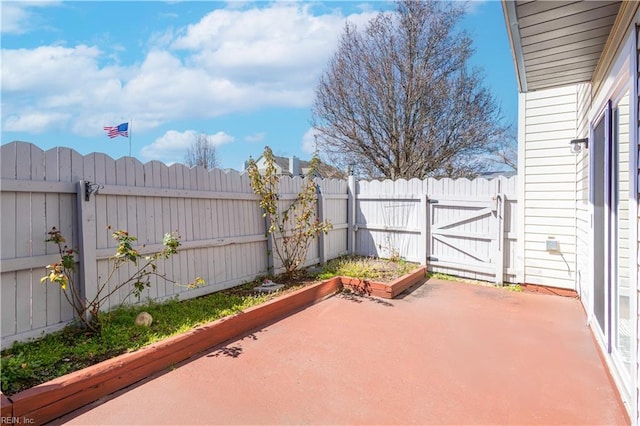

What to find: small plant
left=41, top=227, right=205, bottom=332
left=247, top=146, right=332, bottom=277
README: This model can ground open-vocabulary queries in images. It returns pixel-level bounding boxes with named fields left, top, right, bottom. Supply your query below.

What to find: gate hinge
left=427, top=199, right=438, bottom=204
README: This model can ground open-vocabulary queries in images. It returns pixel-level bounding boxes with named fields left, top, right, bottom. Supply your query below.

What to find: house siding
left=586, top=21, right=638, bottom=413
left=618, top=92, right=631, bottom=330
left=636, top=21, right=640, bottom=424
left=576, top=83, right=592, bottom=304
left=522, top=85, right=579, bottom=289
left=509, top=5, right=640, bottom=422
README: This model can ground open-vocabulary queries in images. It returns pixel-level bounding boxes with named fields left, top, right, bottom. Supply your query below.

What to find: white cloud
left=4, top=111, right=71, bottom=133
left=0, top=1, right=62, bottom=34
left=1, top=3, right=379, bottom=138
left=1, top=3, right=31, bottom=34
left=2, top=45, right=108, bottom=93
left=458, top=0, right=488, bottom=14
left=140, top=130, right=234, bottom=163
left=171, top=4, right=378, bottom=86
left=245, top=132, right=266, bottom=143
left=301, top=127, right=320, bottom=155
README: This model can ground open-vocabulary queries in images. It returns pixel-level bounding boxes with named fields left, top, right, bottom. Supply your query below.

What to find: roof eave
left=502, top=0, right=527, bottom=93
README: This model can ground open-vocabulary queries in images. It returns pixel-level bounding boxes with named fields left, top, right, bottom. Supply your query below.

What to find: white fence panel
left=318, top=178, right=349, bottom=261
left=1, top=143, right=274, bottom=347
left=355, top=178, right=426, bottom=263
left=1, top=141, right=516, bottom=347
left=1, top=144, right=78, bottom=346
left=355, top=176, right=519, bottom=283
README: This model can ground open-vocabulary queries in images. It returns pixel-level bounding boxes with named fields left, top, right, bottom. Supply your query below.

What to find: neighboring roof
left=301, top=160, right=346, bottom=180
left=502, top=0, right=625, bottom=92
left=272, top=156, right=289, bottom=171
left=479, top=170, right=517, bottom=179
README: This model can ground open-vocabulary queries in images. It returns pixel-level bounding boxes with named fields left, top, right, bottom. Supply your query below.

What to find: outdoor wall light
left=570, top=138, right=588, bottom=153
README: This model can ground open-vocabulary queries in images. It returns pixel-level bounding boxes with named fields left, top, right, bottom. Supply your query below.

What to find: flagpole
left=129, top=119, right=132, bottom=157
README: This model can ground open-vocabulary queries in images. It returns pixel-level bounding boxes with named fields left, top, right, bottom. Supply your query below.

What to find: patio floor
left=52, top=279, right=628, bottom=425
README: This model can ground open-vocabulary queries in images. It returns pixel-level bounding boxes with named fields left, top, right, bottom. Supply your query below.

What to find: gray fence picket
left=0, top=141, right=515, bottom=347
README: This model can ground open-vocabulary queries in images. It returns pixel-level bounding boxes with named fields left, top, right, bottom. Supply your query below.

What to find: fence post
left=316, top=181, right=326, bottom=264
left=420, top=194, right=429, bottom=266
left=76, top=180, right=98, bottom=317
left=265, top=214, right=275, bottom=275
left=347, top=175, right=357, bottom=254
left=495, top=178, right=505, bottom=285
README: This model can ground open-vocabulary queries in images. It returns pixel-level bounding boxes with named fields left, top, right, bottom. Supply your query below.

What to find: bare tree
left=312, top=0, right=506, bottom=179
left=184, top=133, right=219, bottom=169
left=489, top=127, right=518, bottom=172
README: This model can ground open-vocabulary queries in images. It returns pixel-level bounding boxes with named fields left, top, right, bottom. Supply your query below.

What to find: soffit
left=503, top=0, right=622, bottom=92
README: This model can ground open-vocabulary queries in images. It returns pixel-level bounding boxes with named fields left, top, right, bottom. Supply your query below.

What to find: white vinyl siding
left=576, top=83, right=592, bottom=303
left=618, top=92, right=631, bottom=308
left=636, top=23, right=640, bottom=424
left=522, top=85, right=579, bottom=289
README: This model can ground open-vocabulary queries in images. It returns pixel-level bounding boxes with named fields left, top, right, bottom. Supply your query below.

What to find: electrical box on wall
left=546, top=238, right=559, bottom=252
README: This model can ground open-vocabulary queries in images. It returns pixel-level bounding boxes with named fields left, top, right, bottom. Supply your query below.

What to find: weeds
left=2, top=257, right=416, bottom=396
left=316, top=256, right=416, bottom=282
left=1, top=283, right=273, bottom=396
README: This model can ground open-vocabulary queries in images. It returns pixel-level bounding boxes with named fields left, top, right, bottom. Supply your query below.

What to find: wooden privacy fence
left=0, top=142, right=348, bottom=348
left=1, top=142, right=518, bottom=347
left=352, top=175, right=518, bottom=283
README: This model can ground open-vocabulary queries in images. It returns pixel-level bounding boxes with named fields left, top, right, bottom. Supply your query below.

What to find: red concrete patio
left=51, top=279, right=628, bottom=425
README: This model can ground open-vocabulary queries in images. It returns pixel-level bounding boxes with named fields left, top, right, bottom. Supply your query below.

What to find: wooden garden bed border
left=1, top=266, right=426, bottom=425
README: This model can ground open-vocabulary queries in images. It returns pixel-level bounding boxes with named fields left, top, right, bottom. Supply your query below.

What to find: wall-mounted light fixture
left=570, top=138, right=588, bottom=153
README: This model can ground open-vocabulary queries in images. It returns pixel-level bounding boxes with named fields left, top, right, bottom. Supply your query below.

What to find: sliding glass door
left=612, top=89, right=631, bottom=377
left=591, top=88, right=632, bottom=386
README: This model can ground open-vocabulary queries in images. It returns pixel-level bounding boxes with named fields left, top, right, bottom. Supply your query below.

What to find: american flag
left=103, top=122, right=129, bottom=138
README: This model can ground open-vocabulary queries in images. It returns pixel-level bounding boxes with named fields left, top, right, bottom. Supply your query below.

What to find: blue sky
left=1, top=1, right=517, bottom=171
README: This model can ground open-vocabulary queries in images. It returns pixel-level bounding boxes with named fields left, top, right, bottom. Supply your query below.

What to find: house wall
left=587, top=15, right=639, bottom=422
left=521, top=85, right=579, bottom=289
left=254, top=156, right=284, bottom=175
left=630, top=20, right=640, bottom=424
left=575, top=83, right=592, bottom=304
left=515, top=6, right=640, bottom=422
left=618, top=91, right=631, bottom=336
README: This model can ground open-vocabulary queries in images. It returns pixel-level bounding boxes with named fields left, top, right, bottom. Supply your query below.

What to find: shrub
left=42, top=227, right=204, bottom=333
left=246, top=147, right=332, bottom=277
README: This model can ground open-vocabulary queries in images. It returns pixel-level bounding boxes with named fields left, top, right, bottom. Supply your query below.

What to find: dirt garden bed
left=1, top=258, right=426, bottom=425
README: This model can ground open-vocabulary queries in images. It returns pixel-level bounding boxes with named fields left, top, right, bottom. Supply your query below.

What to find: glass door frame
left=588, top=32, right=636, bottom=410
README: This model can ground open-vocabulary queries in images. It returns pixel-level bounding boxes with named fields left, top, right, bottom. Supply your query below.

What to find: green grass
left=1, top=257, right=417, bottom=397
left=1, top=284, right=277, bottom=396
left=504, top=284, right=523, bottom=292
left=426, top=272, right=458, bottom=281
left=427, top=272, right=523, bottom=292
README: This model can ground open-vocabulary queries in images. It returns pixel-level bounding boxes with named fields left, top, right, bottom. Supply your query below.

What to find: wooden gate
left=426, top=193, right=507, bottom=284
left=354, top=176, right=518, bottom=284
